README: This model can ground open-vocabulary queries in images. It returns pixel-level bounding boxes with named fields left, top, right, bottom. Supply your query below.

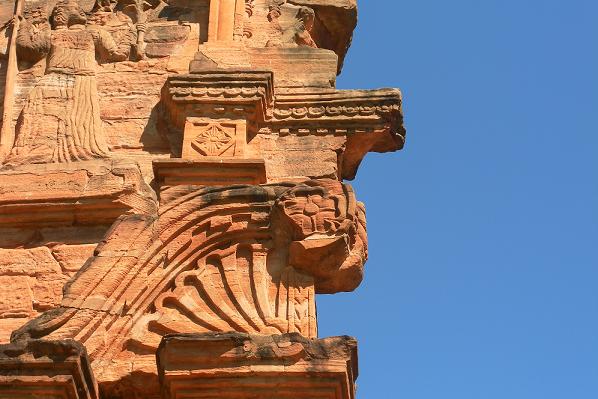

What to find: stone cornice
left=0, top=160, right=157, bottom=227
left=161, top=70, right=405, bottom=179
left=162, top=70, right=275, bottom=118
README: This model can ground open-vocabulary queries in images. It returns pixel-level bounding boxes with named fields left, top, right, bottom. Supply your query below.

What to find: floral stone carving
left=190, top=124, right=234, bottom=155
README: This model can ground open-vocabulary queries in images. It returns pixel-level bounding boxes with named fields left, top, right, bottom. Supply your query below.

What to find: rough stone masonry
left=0, top=1, right=406, bottom=398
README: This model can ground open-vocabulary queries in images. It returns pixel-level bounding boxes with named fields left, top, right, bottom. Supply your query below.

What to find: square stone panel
left=182, top=119, right=247, bottom=159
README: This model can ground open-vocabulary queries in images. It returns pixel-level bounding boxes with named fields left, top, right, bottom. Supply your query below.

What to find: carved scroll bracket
left=9, top=179, right=367, bottom=396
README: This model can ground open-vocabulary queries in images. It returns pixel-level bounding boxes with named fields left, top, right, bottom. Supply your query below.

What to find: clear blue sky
left=317, top=1, right=598, bottom=398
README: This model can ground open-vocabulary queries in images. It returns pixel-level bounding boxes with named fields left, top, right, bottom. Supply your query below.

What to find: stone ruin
left=0, top=0, right=406, bottom=397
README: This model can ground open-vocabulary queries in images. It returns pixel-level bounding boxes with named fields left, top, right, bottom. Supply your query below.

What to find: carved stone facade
left=0, top=1, right=405, bottom=398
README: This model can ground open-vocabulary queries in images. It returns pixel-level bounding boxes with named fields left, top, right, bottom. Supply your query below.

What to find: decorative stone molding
left=157, top=332, right=358, bottom=399
left=0, top=159, right=157, bottom=227
left=0, top=339, right=98, bottom=399
left=161, top=69, right=404, bottom=179
left=153, top=158, right=267, bottom=195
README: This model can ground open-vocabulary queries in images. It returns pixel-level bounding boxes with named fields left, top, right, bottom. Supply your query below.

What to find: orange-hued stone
left=0, top=0, right=406, bottom=397
left=157, top=332, right=358, bottom=399
left=0, top=339, right=98, bottom=399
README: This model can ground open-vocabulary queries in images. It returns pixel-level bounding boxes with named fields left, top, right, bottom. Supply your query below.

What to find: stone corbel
left=9, top=179, right=368, bottom=397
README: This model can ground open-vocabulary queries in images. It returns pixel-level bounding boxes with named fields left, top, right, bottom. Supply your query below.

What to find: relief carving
left=0, top=1, right=408, bottom=397
left=10, top=179, right=367, bottom=387
left=3, top=0, right=130, bottom=166
left=267, top=5, right=317, bottom=48
left=181, top=119, right=246, bottom=159
left=243, top=0, right=254, bottom=38
left=90, top=0, right=149, bottom=60
left=190, top=124, right=234, bottom=156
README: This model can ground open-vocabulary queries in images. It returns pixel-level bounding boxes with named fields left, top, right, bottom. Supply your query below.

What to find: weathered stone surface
left=0, top=159, right=157, bottom=227
left=9, top=180, right=366, bottom=397
left=0, top=0, right=407, bottom=397
left=249, top=47, right=338, bottom=87
left=0, top=245, right=96, bottom=343
left=0, top=247, right=60, bottom=276
left=0, top=276, right=33, bottom=319
left=0, top=339, right=98, bottom=399
left=162, top=69, right=404, bottom=181
left=153, top=158, right=267, bottom=194
left=157, top=332, right=358, bottom=399
left=51, top=244, right=98, bottom=275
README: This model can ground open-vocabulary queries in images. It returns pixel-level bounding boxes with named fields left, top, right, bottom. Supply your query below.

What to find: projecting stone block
left=0, top=339, right=98, bottom=399
left=153, top=158, right=267, bottom=190
left=157, top=332, right=358, bottom=399
left=248, top=47, right=339, bottom=88
left=0, top=159, right=157, bottom=227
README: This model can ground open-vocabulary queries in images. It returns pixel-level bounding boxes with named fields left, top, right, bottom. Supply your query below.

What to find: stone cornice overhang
left=0, top=339, right=98, bottom=399
left=161, top=70, right=275, bottom=126
left=0, top=160, right=157, bottom=227
left=266, top=88, right=405, bottom=179
left=157, top=332, right=358, bottom=399
left=269, top=87, right=405, bottom=147
left=161, top=70, right=406, bottom=179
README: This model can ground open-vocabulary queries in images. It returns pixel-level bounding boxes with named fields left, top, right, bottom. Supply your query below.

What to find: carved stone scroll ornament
left=10, top=179, right=367, bottom=393
left=2, top=0, right=130, bottom=167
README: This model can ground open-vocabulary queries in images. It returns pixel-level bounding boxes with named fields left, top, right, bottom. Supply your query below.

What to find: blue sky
left=317, top=1, right=598, bottom=398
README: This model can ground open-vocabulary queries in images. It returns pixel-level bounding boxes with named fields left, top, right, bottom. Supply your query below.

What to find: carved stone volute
left=274, top=180, right=367, bottom=293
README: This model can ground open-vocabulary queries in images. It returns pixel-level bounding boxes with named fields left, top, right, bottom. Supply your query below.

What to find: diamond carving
left=190, top=124, right=235, bottom=156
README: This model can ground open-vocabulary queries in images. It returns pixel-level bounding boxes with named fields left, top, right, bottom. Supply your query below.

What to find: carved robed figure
left=4, top=0, right=129, bottom=166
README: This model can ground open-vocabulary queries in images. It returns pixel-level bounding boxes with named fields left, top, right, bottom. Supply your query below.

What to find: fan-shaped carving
left=12, top=179, right=367, bottom=387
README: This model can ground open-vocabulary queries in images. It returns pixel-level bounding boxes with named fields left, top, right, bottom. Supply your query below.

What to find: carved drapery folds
left=2, top=0, right=130, bottom=166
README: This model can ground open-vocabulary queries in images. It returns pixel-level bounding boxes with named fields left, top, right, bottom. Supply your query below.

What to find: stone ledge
left=153, top=158, right=267, bottom=189
left=161, top=70, right=405, bottom=180
left=0, top=339, right=98, bottom=399
left=0, top=159, right=157, bottom=227
left=157, top=332, right=358, bottom=399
